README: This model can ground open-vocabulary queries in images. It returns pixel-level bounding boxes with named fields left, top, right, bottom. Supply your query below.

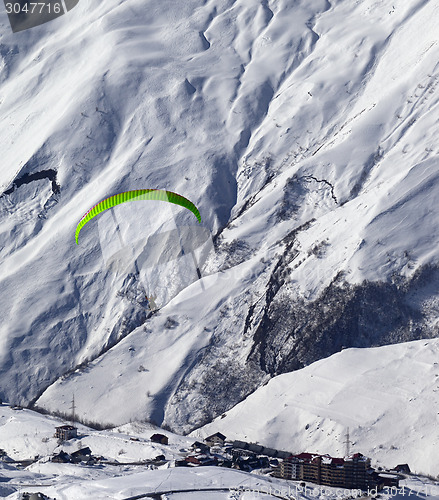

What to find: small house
left=185, top=454, right=218, bottom=467
left=205, top=432, right=226, bottom=447
left=52, top=451, right=71, bottom=463
left=21, top=493, right=49, bottom=500
left=191, top=441, right=210, bottom=453
left=55, top=425, right=77, bottom=441
left=185, top=455, right=201, bottom=466
left=71, top=447, right=92, bottom=463
left=218, top=458, right=232, bottom=468
left=175, top=459, right=189, bottom=467
left=0, top=449, right=14, bottom=463
left=150, top=433, right=168, bottom=445
left=232, top=456, right=252, bottom=472
left=257, top=456, right=270, bottom=468
left=377, top=473, right=400, bottom=488
left=198, top=455, right=218, bottom=466
left=392, top=463, right=411, bottom=474
left=231, top=448, right=256, bottom=459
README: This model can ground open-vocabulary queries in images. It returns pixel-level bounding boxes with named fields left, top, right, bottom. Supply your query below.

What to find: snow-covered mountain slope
left=1, top=0, right=439, bottom=434
left=0, top=404, right=189, bottom=464
left=192, top=338, right=439, bottom=476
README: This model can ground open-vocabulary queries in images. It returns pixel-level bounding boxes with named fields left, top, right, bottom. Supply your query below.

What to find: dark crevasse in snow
left=1, top=169, right=60, bottom=197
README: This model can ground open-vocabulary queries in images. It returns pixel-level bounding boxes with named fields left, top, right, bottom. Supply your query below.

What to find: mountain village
left=49, top=428, right=406, bottom=490
left=0, top=405, right=409, bottom=499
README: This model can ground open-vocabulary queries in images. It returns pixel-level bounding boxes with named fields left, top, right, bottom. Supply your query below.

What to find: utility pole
left=70, top=393, right=76, bottom=424
left=344, top=427, right=351, bottom=457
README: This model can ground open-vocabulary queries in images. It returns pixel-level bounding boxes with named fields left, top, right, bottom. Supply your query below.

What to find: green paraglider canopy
left=75, top=189, right=201, bottom=244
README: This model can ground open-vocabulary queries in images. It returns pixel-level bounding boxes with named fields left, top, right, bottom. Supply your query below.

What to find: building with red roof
left=274, top=451, right=373, bottom=489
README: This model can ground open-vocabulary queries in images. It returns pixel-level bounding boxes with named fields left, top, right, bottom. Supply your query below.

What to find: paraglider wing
left=75, top=189, right=201, bottom=244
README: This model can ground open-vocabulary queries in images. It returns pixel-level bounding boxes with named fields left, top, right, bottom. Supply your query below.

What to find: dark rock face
left=169, top=260, right=439, bottom=433
left=247, top=268, right=435, bottom=377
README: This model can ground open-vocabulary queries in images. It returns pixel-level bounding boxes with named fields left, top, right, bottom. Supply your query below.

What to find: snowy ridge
left=192, top=338, right=439, bottom=476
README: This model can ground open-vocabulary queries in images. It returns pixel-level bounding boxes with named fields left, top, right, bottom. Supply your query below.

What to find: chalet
left=71, top=447, right=92, bottom=463
left=175, top=459, right=189, bottom=467
left=377, top=473, right=400, bottom=488
left=258, top=456, right=270, bottom=469
left=251, top=456, right=270, bottom=469
left=185, top=455, right=201, bottom=466
left=218, top=458, right=232, bottom=468
left=184, top=454, right=218, bottom=467
left=150, top=433, right=168, bottom=445
left=197, top=455, right=218, bottom=466
left=233, top=455, right=270, bottom=471
left=21, top=494, right=50, bottom=500
left=52, top=451, right=71, bottom=463
left=191, top=441, right=210, bottom=453
left=392, top=463, right=411, bottom=474
left=55, top=425, right=77, bottom=441
left=205, top=432, right=226, bottom=447
left=232, top=457, right=252, bottom=472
